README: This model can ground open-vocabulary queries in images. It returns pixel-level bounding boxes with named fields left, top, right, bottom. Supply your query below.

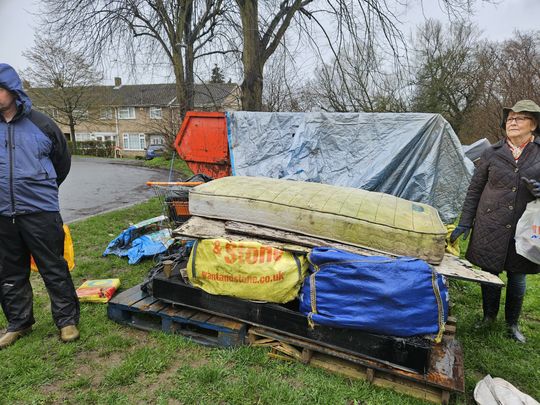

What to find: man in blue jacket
left=0, top=63, right=80, bottom=348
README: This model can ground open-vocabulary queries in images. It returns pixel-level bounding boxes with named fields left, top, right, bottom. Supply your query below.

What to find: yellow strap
left=307, top=252, right=320, bottom=329
left=307, top=313, right=315, bottom=329
left=431, top=268, right=445, bottom=343
left=309, top=273, right=317, bottom=316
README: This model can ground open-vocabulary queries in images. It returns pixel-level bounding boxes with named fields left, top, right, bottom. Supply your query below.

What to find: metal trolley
left=146, top=181, right=203, bottom=228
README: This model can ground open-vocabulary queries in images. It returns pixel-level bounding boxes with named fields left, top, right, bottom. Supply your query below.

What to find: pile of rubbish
left=160, top=175, right=452, bottom=340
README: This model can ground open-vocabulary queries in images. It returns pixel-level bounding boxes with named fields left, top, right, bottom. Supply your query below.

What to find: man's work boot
left=59, top=325, right=80, bottom=343
left=0, top=327, right=32, bottom=349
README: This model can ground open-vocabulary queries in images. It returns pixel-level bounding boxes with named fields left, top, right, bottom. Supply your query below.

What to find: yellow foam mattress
left=189, top=176, right=447, bottom=264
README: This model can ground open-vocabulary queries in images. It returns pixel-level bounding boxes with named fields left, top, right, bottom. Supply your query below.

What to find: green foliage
left=142, top=156, right=193, bottom=180
left=210, top=64, right=225, bottom=83
left=0, top=199, right=538, bottom=404
left=68, top=140, right=116, bottom=157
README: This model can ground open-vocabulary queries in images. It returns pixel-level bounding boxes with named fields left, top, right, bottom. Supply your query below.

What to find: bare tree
left=461, top=31, right=540, bottom=143
left=262, top=47, right=307, bottom=111
left=494, top=32, right=540, bottom=104
left=410, top=19, right=490, bottom=141
left=40, top=0, right=232, bottom=118
left=145, top=107, right=183, bottom=150
left=40, top=0, right=494, bottom=115
left=234, top=0, right=314, bottom=110
left=234, top=0, right=493, bottom=111
left=312, top=42, right=409, bottom=113
left=234, top=0, right=403, bottom=111
left=412, top=29, right=540, bottom=145
left=23, top=36, right=103, bottom=151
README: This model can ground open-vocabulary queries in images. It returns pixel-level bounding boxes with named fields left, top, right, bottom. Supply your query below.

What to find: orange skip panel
left=174, top=111, right=231, bottom=179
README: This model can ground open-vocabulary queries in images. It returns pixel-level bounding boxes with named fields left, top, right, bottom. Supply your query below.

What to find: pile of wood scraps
left=248, top=316, right=462, bottom=405
left=174, top=215, right=503, bottom=287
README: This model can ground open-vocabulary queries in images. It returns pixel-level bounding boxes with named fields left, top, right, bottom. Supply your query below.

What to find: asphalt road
left=59, top=156, right=173, bottom=223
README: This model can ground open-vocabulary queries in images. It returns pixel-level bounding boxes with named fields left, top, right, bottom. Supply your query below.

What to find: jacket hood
left=0, top=63, right=32, bottom=116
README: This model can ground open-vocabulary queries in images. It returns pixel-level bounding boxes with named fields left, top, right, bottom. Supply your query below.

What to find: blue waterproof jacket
left=0, top=64, right=71, bottom=217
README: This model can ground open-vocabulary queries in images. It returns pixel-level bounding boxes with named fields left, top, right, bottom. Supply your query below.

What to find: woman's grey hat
left=501, top=99, right=540, bottom=135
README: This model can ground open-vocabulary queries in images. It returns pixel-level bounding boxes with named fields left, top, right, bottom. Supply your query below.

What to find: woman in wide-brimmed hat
left=451, top=99, right=540, bottom=343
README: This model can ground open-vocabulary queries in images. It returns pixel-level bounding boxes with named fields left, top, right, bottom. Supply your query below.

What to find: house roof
left=26, top=82, right=239, bottom=108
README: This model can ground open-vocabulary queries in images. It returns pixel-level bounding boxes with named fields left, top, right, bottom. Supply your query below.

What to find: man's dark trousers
left=0, top=212, right=79, bottom=332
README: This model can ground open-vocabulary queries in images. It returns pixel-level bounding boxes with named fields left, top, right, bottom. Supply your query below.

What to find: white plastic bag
left=515, top=200, right=540, bottom=264
left=474, top=375, right=539, bottom=405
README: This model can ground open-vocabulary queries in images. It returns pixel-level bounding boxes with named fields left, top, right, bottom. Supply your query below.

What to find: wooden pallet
left=248, top=316, right=463, bottom=405
left=107, top=285, right=247, bottom=347
left=152, top=273, right=433, bottom=373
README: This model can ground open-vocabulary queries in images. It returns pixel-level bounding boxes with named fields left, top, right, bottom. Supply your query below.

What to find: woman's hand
left=450, top=225, right=471, bottom=243
left=522, top=177, right=540, bottom=198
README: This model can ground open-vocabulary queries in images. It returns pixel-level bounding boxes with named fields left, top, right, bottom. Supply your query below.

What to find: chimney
left=113, top=77, right=122, bottom=88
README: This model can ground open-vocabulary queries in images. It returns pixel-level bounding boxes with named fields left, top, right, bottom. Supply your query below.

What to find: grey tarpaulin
left=463, top=138, right=491, bottom=163
left=226, top=112, right=474, bottom=224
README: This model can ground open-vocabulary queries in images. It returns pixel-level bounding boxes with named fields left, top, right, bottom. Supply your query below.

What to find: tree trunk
left=183, top=1, right=195, bottom=114
left=173, top=48, right=188, bottom=119
left=185, top=45, right=195, bottom=113
left=69, top=117, right=77, bottom=153
left=238, top=0, right=264, bottom=111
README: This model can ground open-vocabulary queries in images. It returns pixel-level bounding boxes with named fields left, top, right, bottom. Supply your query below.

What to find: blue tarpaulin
left=103, top=216, right=174, bottom=264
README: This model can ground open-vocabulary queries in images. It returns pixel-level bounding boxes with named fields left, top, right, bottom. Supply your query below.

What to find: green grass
left=0, top=199, right=539, bottom=404
left=142, top=156, right=193, bottom=179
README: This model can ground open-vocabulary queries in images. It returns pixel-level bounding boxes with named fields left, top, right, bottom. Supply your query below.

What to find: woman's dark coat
left=460, top=136, right=540, bottom=274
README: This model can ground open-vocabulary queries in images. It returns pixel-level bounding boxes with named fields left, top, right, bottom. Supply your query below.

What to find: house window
left=94, top=132, right=117, bottom=142
left=45, top=108, right=59, bottom=118
left=149, top=107, right=162, bottom=119
left=75, top=133, right=93, bottom=142
left=123, top=133, right=146, bottom=150
left=149, top=135, right=165, bottom=145
left=118, top=107, right=136, bottom=120
left=73, top=109, right=89, bottom=119
left=100, top=108, right=113, bottom=120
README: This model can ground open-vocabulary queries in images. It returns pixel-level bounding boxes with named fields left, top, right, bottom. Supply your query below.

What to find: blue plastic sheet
left=103, top=216, right=174, bottom=264
left=299, top=247, right=449, bottom=338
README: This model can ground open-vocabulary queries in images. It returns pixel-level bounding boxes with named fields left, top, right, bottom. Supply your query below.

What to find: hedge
left=67, top=140, right=116, bottom=158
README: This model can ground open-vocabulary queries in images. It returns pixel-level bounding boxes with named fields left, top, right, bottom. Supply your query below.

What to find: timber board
left=249, top=326, right=464, bottom=405
left=173, top=216, right=503, bottom=286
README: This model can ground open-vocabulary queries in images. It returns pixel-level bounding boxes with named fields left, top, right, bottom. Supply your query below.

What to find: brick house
left=26, top=78, right=241, bottom=157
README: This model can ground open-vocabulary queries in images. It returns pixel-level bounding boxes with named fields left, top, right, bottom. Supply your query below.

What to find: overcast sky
left=2, top=0, right=540, bottom=85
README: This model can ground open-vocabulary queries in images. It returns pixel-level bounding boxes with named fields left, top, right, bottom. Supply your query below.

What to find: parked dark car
left=145, top=144, right=167, bottom=160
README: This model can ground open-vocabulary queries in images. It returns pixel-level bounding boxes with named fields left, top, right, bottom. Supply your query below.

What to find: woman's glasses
left=506, top=116, right=532, bottom=124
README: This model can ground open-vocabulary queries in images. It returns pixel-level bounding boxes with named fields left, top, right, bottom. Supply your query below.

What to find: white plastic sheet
left=474, top=375, right=539, bottom=405
left=227, top=112, right=473, bottom=224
